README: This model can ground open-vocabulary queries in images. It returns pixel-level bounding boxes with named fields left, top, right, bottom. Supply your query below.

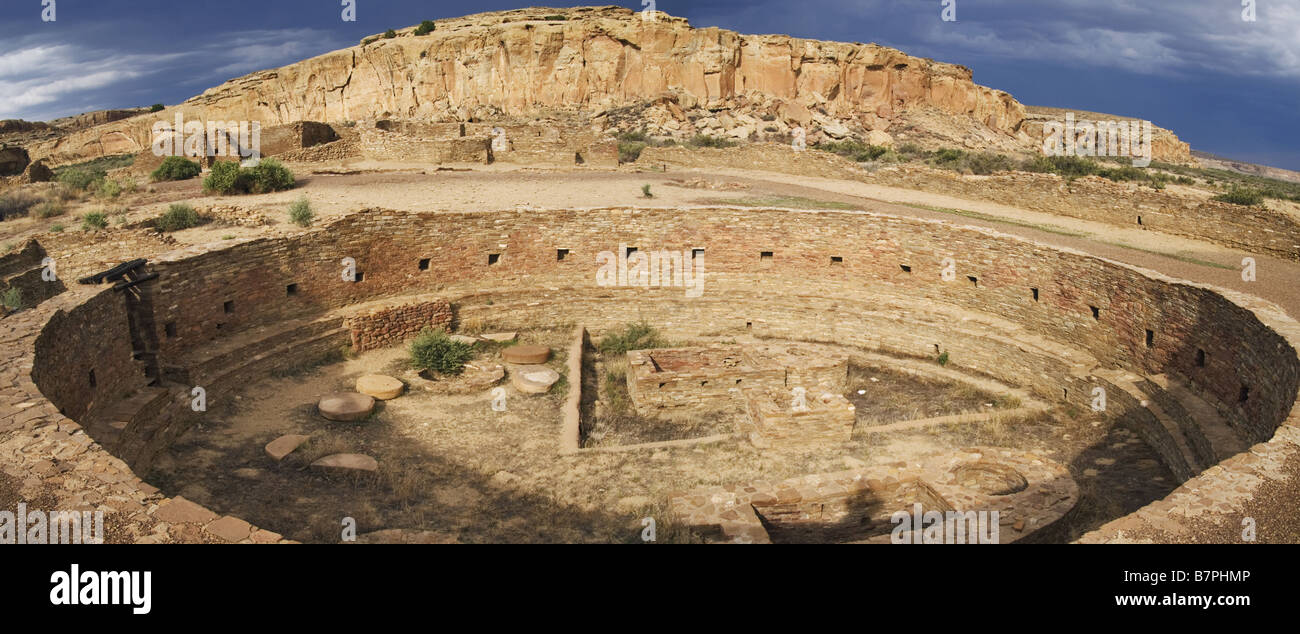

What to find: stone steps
left=1095, top=368, right=1204, bottom=478
left=1146, top=374, right=1248, bottom=463
left=166, top=315, right=343, bottom=385
left=81, top=386, right=172, bottom=450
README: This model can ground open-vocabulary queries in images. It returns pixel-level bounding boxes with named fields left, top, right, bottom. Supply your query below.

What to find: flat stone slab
left=502, top=344, right=550, bottom=364
left=450, top=335, right=480, bottom=345
left=205, top=516, right=253, bottom=543
left=318, top=392, right=376, bottom=421
left=357, top=374, right=404, bottom=400
left=311, top=453, right=379, bottom=473
left=154, top=496, right=218, bottom=525
left=481, top=332, right=518, bottom=342
left=464, top=362, right=505, bottom=388
left=510, top=365, right=561, bottom=394
left=265, top=434, right=310, bottom=461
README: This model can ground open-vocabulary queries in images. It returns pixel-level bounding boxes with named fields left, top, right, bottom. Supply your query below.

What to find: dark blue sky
left=2, top=0, right=1297, bottom=169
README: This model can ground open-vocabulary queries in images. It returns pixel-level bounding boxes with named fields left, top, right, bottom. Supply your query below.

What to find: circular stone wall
left=13, top=206, right=1300, bottom=543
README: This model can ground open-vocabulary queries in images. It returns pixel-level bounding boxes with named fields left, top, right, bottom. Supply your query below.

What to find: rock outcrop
left=18, top=5, right=1043, bottom=167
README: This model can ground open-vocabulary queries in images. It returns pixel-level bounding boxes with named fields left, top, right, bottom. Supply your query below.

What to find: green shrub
left=149, top=104, right=165, bottom=112
left=203, top=161, right=247, bottom=194
left=816, top=140, right=892, bottom=162
left=57, top=167, right=105, bottom=191
left=408, top=328, right=475, bottom=375
left=288, top=197, right=314, bottom=226
left=362, top=37, right=377, bottom=46
left=641, top=184, right=653, bottom=198
left=619, top=141, right=648, bottom=163
left=32, top=200, right=67, bottom=219
left=92, top=178, right=123, bottom=199
left=384, top=29, right=397, bottom=39
left=151, top=156, right=202, bottom=182
left=962, top=152, right=1015, bottom=175
left=936, top=351, right=949, bottom=366
left=154, top=203, right=201, bottom=232
left=1213, top=187, right=1264, bottom=206
left=543, top=14, right=567, bottom=21
left=598, top=322, right=667, bottom=355
left=2, top=287, right=22, bottom=312
left=414, top=20, right=436, bottom=35
left=247, top=159, right=296, bottom=193
left=49, top=223, right=65, bottom=233
left=81, top=212, right=108, bottom=231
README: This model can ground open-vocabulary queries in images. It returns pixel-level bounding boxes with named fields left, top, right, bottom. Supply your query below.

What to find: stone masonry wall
left=343, top=298, right=453, bottom=352
left=10, top=205, right=1300, bottom=542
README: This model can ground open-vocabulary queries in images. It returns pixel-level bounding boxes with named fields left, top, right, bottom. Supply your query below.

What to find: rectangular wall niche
left=556, top=249, right=570, bottom=262
left=830, top=256, right=843, bottom=266
left=286, top=283, right=300, bottom=295
left=760, top=251, right=773, bottom=262
left=488, top=253, right=501, bottom=265
left=418, top=258, right=431, bottom=270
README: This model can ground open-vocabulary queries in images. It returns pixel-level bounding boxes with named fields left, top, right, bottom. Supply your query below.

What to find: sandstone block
left=318, top=392, right=376, bottom=421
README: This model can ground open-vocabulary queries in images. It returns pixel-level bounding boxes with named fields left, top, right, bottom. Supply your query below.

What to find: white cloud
left=0, top=27, right=347, bottom=121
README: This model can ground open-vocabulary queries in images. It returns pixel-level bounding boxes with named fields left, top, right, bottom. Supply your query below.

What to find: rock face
left=15, top=5, right=1046, bottom=167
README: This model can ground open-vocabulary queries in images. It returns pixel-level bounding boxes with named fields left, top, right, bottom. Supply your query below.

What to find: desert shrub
left=408, top=328, right=475, bottom=375
left=57, top=167, right=105, bottom=191
left=1020, top=155, right=1100, bottom=180
left=149, top=104, right=165, bottom=112
left=151, top=156, right=201, bottom=182
left=2, top=287, right=22, bottom=312
left=895, top=143, right=927, bottom=160
left=543, top=14, right=567, bottom=20
left=384, top=29, right=397, bottom=39
left=936, top=351, right=950, bottom=366
left=817, top=140, right=891, bottom=162
left=32, top=200, right=67, bottom=219
left=414, top=20, right=436, bottom=35
left=81, top=211, right=108, bottom=231
left=0, top=191, right=44, bottom=218
left=49, top=223, right=64, bottom=233
left=619, top=141, right=648, bottom=163
left=92, top=178, right=123, bottom=199
left=599, top=322, right=667, bottom=355
left=641, top=184, right=653, bottom=198
left=361, top=37, right=377, bottom=46
left=687, top=134, right=737, bottom=149
left=247, top=159, right=296, bottom=193
left=1213, top=187, right=1264, bottom=206
left=154, top=203, right=201, bottom=232
left=961, top=152, right=1015, bottom=175
left=203, top=161, right=247, bottom=194
left=288, top=197, right=314, bottom=226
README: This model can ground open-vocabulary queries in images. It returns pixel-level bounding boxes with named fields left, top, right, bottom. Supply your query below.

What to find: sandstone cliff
left=16, top=5, right=1195, bottom=167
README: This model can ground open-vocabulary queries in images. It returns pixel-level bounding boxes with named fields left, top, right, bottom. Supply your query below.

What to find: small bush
left=32, top=200, right=67, bottom=219
left=1213, top=187, right=1264, bottom=206
left=962, top=152, right=1015, bottom=175
left=81, top=212, right=108, bottom=231
left=93, top=178, right=123, bottom=199
left=619, top=141, right=648, bottom=163
left=203, top=161, right=247, bottom=194
left=57, top=167, right=105, bottom=191
left=384, top=29, right=397, bottom=39
left=288, top=197, right=314, bottom=226
left=599, top=322, right=667, bottom=355
left=49, top=223, right=65, bottom=233
left=149, top=104, right=165, bottom=112
left=154, top=203, right=201, bottom=232
left=543, top=14, right=567, bottom=21
left=641, top=184, right=653, bottom=198
left=408, top=328, right=475, bottom=375
left=936, top=351, right=950, bottom=366
left=361, top=37, right=377, bottom=46
left=151, top=156, right=202, bottom=182
left=414, top=20, right=436, bottom=35
left=2, top=287, right=22, bottom=312
left=247, top=159, right=296, bottom=193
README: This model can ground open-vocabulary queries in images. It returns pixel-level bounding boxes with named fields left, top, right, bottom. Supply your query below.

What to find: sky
left=0, top=0, right=1296, bottom=169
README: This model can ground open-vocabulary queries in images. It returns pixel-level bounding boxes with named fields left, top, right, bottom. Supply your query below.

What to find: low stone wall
left=865, top=166, right=1300, bottom=262
left=742, top=386, right=856, bottom=447
left=342, top=298, right=453, bottom=352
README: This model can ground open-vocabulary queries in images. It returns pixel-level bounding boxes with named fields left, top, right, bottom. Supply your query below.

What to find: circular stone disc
left=318, top=392, right=376, bottom=421
left=502, top=344, right=551, bottom=364
left=356, top=374, right=405, bottom=400
left=510, top=365, right=561, bottom=394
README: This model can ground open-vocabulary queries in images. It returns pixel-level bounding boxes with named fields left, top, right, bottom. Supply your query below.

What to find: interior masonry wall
left=15, top=206, right=1300, bottom=543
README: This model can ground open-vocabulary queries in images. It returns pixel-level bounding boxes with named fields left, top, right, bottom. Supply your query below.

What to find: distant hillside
left=1192, top=150, right=1300, bottom=184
